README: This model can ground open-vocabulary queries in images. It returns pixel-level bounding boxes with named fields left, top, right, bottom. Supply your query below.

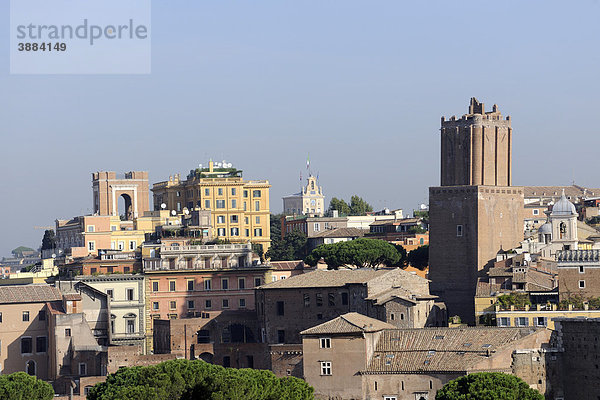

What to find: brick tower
left=429, top=98, right=524, bottom=324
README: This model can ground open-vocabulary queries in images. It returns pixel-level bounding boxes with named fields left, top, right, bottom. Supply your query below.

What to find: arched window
left=26, top=360, right=36, bottom=376
left=560, top=222, right=566, bottom=239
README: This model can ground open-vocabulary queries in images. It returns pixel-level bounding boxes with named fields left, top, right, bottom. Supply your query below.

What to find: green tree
left=390, top=244, right=408, bottom=268
left=252, top=243, right=265, bottom=263
left=436, top=372, right=543, bottom=400
left=0, top=372, right=54, bottom=400
left=88, top=359, right=313, bottom=400
left=407, top=245, right=429, bottom=270
left=327, top=197, right=350, bottom=216
left=266, top=230, right=308, bottom=261
left=304, top=238, right=399, bottom=269
left=349, top=195, right=373, bottom=216
left=41, top=229, right=56, bottom=251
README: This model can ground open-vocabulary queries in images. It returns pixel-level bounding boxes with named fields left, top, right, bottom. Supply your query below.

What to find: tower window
left=456, top=225, right=463, bottom=237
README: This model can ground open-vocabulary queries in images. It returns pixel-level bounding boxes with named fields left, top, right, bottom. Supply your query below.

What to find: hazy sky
left=2, top=0, right=600, bottom=257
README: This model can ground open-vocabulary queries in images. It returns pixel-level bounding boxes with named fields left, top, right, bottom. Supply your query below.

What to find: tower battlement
left=440, top=97, right=512, bottom=187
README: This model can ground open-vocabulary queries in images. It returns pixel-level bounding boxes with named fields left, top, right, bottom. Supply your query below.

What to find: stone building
left=557, top=249, right=600, bottom=300
left=255, top=268, right=443, bottom=346
left=283, top=175, right=325, bottom=217
left=429, top=98, right=525, bottom=324
left=301, top=313, right=551, bottom=400
left=553, top=317, right=600, bottom=399
left=151, top=161, right=271, bottom=251
left=143, top=241, right=272, bottom=352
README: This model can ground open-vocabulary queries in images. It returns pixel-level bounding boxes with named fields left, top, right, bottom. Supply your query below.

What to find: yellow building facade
left=494, top=304, right=600, bottom=330
left=152, top=161, right=271, bottom=250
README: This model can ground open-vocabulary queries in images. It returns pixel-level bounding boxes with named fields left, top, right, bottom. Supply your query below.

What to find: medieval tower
left=429, top=98, right=524, bottom=324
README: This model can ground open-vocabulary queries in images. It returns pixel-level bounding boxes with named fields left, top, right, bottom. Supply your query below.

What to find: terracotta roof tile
left=364, top=327, right=541, bottom=373
left=259, top=268, right=392, bottom=289
left=300, top=313, right=396, bottom=335
left=0, top=285, right=62, bottom=304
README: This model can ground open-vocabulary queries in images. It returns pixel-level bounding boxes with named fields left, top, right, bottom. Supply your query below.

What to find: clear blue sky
left=1, top=0, right=600, bottom=256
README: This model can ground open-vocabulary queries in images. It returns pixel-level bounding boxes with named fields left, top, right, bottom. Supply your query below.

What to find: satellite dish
left=420, top=204, right=428, bottom=210
left=171, top=210, right=176, bottom=216
left=161, top=203, right=167, bottom=209
left=51, top=254, right=56, bottom=259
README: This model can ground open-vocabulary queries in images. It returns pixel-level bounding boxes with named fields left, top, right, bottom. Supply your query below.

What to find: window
left=0, top=312, right=2, bottom=323
left=314, top=223, right=320, bottom=232
left=205, top=279, right=212, bottom=290
left=277, top=301, right=285, bottom=316
left=187, top=280, right=194, bottom=291
left=129, top=240, right=136, bottom=250
left=255, top=201, right=260, bottom=211
left=243, top=190, right=248, bottom=198
left=254, top=228, right=263, bottom=237
left=177, top=202, right=181, bottom=211
left=245, top=229, right=250, bottom=237
left=87, top=225, right=95, bottom=232
left=238, top=278, right=245, bottom=289
left=533, top=209, right=539, bottom=215
left=580, top=265, right=585, bottom=273
left=176, top=191, right=181, bottom=197
left=254, top=277, right=261, bottom=287
left=21, top=337, right=32, bottom=354
left=88, top=241, right=95, bottom=251
left=303, top=293, right=310, bottom=307
left=169, top=281, right=176, bottom=292
left=217, top=188, right=223, bottom=196
left=222, top=299, right=229, bottom=308
left=383, top=397, right=397, bottom=400
left=169, top=301, right=177, bottom=310
left=205, top=200, right=210, bottom=208
left=253, top=190, right=261, bottom=197
left=127, top=288, right=134, bottom=301
left=22, top=311, right=29, bottom=322
left=205, top=188, right=210, bottom=196
left=239, top=298, right=246, bottom=308
left=230, top=215, right=238, bottom=223
left=456, top=225, right=463, bottom=237
left=79, top=363, right=87, bottom=376
left=218, top=228, right=226, bottom=236
left=231, top=227, right=239, bottom=236
left=205, top=299, right=212, bottom=309
left=536, top=317, right=547, bottom=327
left=580, top=280, right=586, bottom=289
left=217, top=215, right=225, bottom=223
left=127, top=319, right=136, bottom=333
left=320, top=361, right=331, bottom=375
left=277, top=330, right=285, bottom=343
left=316, top=293, right=323, bottom=307
left=35, top=336, right=48, bottom=353
left=65, top=328, right=71, bottom=337
left=216, top=200, right=225, bottom=209
left=152, top=302, right=159, bottom=311
left=106, top=289, right=114, bottom=299
left=222, top=278, right=229, bottom=290
left=223, top=356, right=231, bottom=367
left=341, top=292, right=349, bottom=305
left=188, top=300, right=195, bottom=309
left=255, top=216, right=260, bottom=224
left=272, top=276, right=277, bottom=282
left=231, top=199, right=237, bottom=208
left=38, top=310, right=46, bottom=321
left=515, top=317, right=529, bottom=327
left=244, top=202, right=247, bottom=211
left=84, top=386, right=93, bottom=396
left=320, top=338, right=331, bottom=349
left=152, top=281, right=159, bottom=292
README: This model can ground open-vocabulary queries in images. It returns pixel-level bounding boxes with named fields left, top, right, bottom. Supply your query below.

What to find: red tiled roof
left=0, top=285, right=62, bottom=304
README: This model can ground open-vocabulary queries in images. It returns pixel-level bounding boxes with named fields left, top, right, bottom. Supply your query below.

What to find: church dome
left=538, top=222, right=552, bottom=234
left=551, top=191, right=577, bottom=216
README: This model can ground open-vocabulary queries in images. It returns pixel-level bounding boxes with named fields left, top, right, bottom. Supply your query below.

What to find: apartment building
left=152, top=161, right=271, bottom=250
